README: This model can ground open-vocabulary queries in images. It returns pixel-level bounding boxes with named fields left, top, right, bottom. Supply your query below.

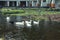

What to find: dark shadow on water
left=21, top=20, right=60, bottom=40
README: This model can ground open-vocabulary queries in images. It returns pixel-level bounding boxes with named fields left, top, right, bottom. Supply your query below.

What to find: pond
left=0, top=15, right=60, bottom=40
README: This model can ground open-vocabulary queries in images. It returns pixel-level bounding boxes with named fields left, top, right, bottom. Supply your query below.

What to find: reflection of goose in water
left=6, top=17, right=10, bottom=22
left=6, top=17, right=14, bottom=24
left=15, top=21, right=24, bottom=29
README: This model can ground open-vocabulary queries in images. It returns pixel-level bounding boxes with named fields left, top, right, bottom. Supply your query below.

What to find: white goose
left=15, top=21, right=24, bottom=26
left=25, top=20, right=32, bottom=27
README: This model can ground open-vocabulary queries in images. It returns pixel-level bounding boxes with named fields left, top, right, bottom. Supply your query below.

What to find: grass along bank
left=0, top=8, right=60, bottom=21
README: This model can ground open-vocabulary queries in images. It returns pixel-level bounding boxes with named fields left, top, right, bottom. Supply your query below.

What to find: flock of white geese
left=6, top=17, right=39, bottom=27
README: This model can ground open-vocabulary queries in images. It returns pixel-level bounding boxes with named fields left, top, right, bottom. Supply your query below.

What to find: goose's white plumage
left=25, top=21, right=31, bottom=27
left=25, top=21, right=31, bottom=24
left=15, top=21, right=32, bottom=27
left=26, top=23, right=31, bottom=27
left=14, top=20, right=39, bottom=27
left=15, top=21, right=24, bottom=25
